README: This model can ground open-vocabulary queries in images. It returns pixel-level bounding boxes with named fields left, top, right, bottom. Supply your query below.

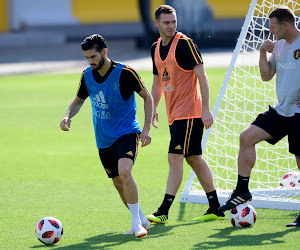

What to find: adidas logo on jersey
left=92, top=91, right=111, bottom=119
left=126, top=151, right=134, bottom=156
left=175, top=145, right=182, bottom=150
left=162, top=68, right=170, bottom=81
left=93, top=90, right=108, bottom=109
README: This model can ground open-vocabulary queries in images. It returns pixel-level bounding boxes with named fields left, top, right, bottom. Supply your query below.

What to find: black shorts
left=98, top=133, right=139, bottom=178
left=252, top=105, right=300, bottom=156
left=169, top=118, right=204, bottom=157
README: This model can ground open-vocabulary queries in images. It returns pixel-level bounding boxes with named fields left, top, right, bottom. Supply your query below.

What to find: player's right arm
left=60, top=96, right=85, bottom=131
left=60, top=71, right=88, bottom=131
left=259, top=39, right=276, bottom=81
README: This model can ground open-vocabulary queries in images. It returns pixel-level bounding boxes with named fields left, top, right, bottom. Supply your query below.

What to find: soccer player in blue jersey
left=60, top=34, right=154, bottom=237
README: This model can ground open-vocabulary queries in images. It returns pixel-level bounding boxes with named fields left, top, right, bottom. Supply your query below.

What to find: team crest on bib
left=294, top=49, right=300, bottom=60
left=162, top=68, right=170, bottom=81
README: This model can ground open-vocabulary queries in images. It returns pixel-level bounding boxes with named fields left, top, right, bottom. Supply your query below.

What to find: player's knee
left=168, top=154, right=184, bottom=166
left=118, top=165, right=131, bottom=180
left=240, top=130, right=253, bottom=147
left=112, top=178, right=123, bottom=192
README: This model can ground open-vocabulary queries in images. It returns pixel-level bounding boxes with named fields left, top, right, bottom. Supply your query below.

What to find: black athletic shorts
left=168, top=118, right=204, bottom=157
left=252, top=105, right=300, bottom=156
left=98, top=133, right=139, bottom=178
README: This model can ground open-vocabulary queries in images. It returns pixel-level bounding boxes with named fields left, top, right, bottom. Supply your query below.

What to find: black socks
left=236, top=174, right=250, bottom=193
left=206, top=190, right=220, bottom=210
left=157, top=194, right=175, bottom=215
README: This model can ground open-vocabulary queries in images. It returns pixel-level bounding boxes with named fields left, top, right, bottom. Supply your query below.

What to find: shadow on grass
left=30, top=232, right=137, bottom=249
left=192, top=227, right=297, bottom=249
left=178, top=201, right=209, bottom=222
left=30, top=222, right=195, bottom=249
left=178, top=203, right=299, bottom=249
left=30, top=204, right=299, bottom=249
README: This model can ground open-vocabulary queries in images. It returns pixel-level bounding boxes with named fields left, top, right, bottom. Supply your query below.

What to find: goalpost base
left=180, top=190, right=300, bottom=211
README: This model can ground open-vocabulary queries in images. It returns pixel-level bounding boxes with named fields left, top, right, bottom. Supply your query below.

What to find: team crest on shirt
left=294, top=49, right=300, bottom=60
left=162, top=68, right=170, bottom=81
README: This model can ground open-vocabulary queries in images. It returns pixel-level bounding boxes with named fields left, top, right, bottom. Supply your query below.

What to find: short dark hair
left=155, top=4, right=176, bottom=20
left=269, top=6, right=295, bottom=25
left=81, top=34, right=107, bottom=52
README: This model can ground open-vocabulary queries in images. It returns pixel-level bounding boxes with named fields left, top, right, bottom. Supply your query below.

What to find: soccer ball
left=280, top=172, right=300, bottom=188
left=35, top=217, right=63, bottom=245
left=230, top=204, right=257, bottom=228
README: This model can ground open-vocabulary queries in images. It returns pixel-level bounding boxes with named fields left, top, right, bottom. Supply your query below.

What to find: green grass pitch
left=0, top=69, right=299, bottom=249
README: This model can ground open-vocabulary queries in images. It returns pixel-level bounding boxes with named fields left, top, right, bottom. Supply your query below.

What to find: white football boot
left=133, top=223, right=147, bottom=238
left=123, top=220, right=150, bottom=235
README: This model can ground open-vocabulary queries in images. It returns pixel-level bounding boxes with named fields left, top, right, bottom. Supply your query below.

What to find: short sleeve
left=77, top=71, right=89, bottom=99
left=269, top=50, right=276, bottom=68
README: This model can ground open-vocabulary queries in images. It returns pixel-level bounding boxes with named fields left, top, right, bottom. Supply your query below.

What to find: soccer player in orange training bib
left=145, top=5, right=224, bottom=224
left=218, top=6, right=300, bottom=228
left=60, top=34, right=154, bottom=237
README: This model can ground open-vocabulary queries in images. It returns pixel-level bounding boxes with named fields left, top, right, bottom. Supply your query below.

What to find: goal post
left=180, top=0, right=300, bottom=211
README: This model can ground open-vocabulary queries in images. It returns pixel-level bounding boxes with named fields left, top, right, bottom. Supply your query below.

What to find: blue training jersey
left=84, top=63, right=141, bottom=148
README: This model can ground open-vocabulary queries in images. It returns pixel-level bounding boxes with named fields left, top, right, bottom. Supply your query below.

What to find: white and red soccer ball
left=35, top=217, right=63, bottom=245
left=280, top=172, right=300, bottom=188
left=230, top=204, right=257, bottom=228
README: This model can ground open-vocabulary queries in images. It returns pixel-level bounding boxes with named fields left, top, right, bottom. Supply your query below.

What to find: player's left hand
left=201, top=110, right=213, bottom=129
left=297, top=98, right=300, bottom=107
left=140, top=129, right=151, bottom=147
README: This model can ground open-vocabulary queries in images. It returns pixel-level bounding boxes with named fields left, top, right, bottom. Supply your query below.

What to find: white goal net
left=181, top=0, right=300, bottom=210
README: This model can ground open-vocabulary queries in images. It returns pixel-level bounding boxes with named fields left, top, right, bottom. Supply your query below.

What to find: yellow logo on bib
left=294, top=49, right=300, bottom=60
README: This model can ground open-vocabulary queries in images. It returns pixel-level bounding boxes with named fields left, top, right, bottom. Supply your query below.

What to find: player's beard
left=94, top=56, right=105, bottom=71
left=166, top=29, right=175, bottom=37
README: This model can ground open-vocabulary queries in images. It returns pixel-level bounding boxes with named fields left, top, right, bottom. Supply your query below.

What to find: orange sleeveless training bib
left=155, top=32, right=202, bottom=125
